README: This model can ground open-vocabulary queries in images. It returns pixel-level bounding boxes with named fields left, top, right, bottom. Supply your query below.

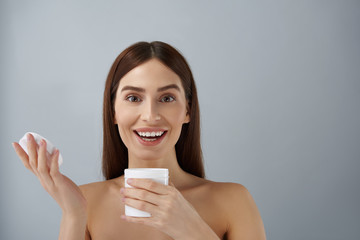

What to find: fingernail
left=39, top=139, right=44, bottom=146
left=127, top=178, right=133, bottom=184
left=122, top=197, right=126, bottom=202
left=11, top=142, right=15, bottom=149
left=120, top=188, right=124, bottom=194
left=27, top=133, right=31, bottom=141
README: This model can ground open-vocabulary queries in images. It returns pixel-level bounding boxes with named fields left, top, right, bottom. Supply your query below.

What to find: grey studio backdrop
left=1, top=1, right=359, bottom=239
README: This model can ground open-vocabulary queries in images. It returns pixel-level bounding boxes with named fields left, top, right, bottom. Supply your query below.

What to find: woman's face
left=113, top=59, right=190, bottom=160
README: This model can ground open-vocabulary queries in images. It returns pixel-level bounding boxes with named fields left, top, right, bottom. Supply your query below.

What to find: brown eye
left=126, top=95, right=141, bottom=102
left=160, top=95, right=175, bottom=103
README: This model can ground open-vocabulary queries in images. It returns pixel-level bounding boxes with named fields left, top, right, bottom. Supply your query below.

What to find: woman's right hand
left=12, top=133, right=87, bottom=219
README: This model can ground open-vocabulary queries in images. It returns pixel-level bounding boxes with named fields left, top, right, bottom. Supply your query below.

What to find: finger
left=122, top=187, right=162, bottom=206
left=123, top=197, right=156, bottom=215
left=26, top=133, right=39, bottom=173
left=12, top=142, right=35, bottom=174
left=37, top=139, right=55, bottom=189
left=126, top=178, right=170, bottom=195
left=49, top=149, right=61, bottom=181
left=46, top=152, right=51, bottom=168
left=121, top=214, right=153, bottom=226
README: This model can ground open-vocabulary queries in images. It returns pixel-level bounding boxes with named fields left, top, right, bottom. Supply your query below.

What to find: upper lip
left=134, top=128, right=167, bottom=132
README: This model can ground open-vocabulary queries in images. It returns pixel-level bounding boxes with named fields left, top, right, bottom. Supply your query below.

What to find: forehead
left=118, top=59, right=183, bottom=91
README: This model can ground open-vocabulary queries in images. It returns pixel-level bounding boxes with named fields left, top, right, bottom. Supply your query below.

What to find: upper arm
left=79, top=184, right=92, bottom=240
left=224, top=183, right=266, bottom=240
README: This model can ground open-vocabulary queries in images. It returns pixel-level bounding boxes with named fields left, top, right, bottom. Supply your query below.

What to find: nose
left=140, top=100, right=161, bottom=122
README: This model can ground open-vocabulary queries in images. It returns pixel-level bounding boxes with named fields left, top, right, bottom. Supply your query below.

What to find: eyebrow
left=158, top=84, right=180, bottom=92
left=121, top=84, right=180, bottom=93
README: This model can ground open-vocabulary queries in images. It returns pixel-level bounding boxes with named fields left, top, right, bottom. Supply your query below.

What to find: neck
left=128, top=149, right=189, bottom=188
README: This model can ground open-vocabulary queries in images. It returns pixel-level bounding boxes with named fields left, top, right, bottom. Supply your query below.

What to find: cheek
left=114, top=106, right=136, bottom=140
left=166, top=105, right=188, bottom=127
left=114, top=101, right=135, bottom=124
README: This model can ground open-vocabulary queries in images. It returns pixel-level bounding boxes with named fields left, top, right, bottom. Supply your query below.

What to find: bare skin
left=12, top=136, right=265, bottom=239
left=80, top=174, right=266, bottom=240
left=12, top=59, right=266, bottom=239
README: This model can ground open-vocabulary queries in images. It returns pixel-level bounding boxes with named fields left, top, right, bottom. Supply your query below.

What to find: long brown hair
left=102, top=41, right=204, bottom=180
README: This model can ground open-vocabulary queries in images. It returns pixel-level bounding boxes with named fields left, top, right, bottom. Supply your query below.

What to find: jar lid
left=124, top=168, right=169, bottom=178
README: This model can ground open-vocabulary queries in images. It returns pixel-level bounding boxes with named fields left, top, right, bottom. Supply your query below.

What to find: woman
left=12, top=41, right=266, bottom=239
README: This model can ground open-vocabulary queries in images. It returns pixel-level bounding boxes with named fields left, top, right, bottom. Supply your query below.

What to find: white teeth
left=137, top=131, right=164, bottom=137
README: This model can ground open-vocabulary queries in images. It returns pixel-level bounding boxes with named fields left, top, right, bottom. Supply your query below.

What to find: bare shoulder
left=79, top=180, right=107, bottom=197
left=78, top=179, right=120, bottom=239
left=209, top=181, right=260, bottom=220
left=205, top=181, right=267, bottom=239
left=206, top=181, right=249, bottom=195
left=79, top=177, right=121, bottom=202
left=198, top=179, right=250, bottom=201
left=188, top=178, right=253, bottom=211
left=183, top=176, right=249, bottom=196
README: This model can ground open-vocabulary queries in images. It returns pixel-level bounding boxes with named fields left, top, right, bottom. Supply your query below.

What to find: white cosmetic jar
left=124, top=168, right=169, bottom=217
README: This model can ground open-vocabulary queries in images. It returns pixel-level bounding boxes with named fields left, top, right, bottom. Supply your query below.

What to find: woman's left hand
left=120, top=178, right=219, bottom=240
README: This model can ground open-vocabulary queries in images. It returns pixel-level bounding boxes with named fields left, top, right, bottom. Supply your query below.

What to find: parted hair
left=102, top=41, right=204, bottom=180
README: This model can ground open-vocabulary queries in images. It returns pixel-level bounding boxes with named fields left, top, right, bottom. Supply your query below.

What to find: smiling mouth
left=134, top=130, right=167, bottom=142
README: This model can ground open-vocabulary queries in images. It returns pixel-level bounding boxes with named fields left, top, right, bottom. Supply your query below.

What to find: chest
left=87, top=190, right=227, bottom=240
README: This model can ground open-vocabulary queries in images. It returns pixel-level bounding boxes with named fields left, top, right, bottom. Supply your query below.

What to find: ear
left=184, top=106, right=190, bottom=124
left=113, top=112, right=118, bottom=124
left=183, top=114, right=190, bottom=124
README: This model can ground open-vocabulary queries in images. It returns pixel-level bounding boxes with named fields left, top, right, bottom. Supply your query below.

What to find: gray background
left=1, top=0, right=359, bottom=239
